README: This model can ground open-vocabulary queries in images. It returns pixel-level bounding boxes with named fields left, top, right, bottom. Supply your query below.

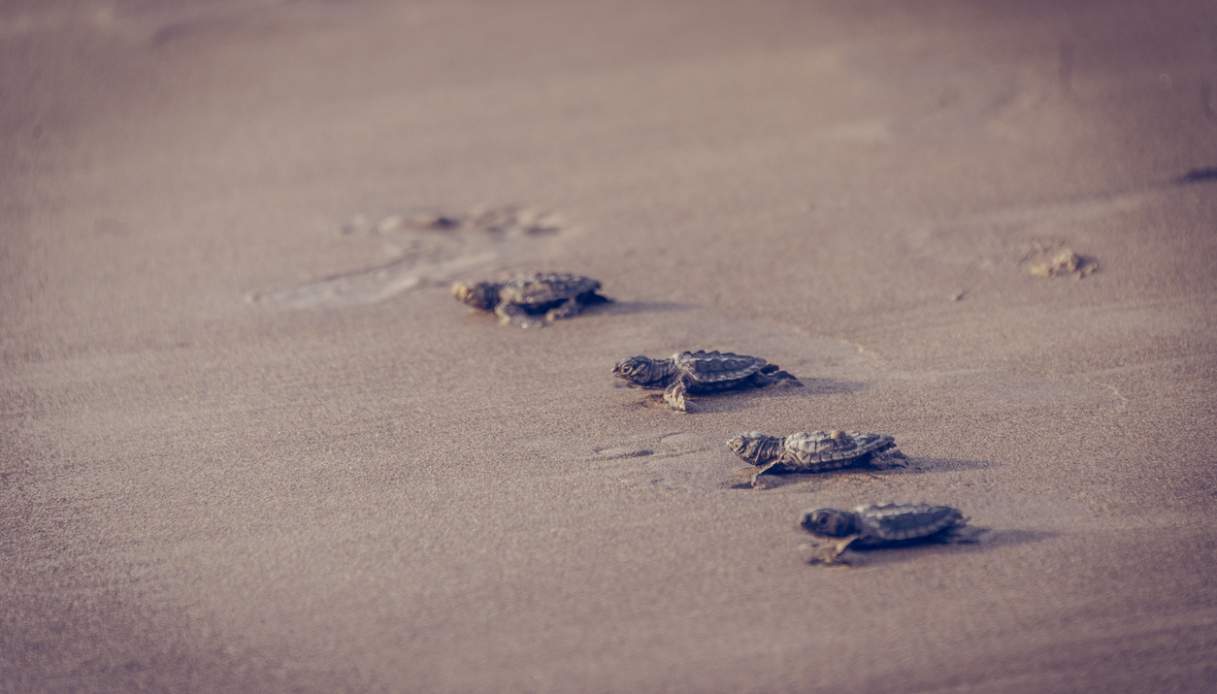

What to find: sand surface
left=4, top=1, right=1217, bottom=692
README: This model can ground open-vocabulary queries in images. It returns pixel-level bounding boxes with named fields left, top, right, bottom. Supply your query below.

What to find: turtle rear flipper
left=869, top=447, right=909, bottom=470
left=579, top=291, right=613, bottom=305
left=545, top=290, right=612, bottom=322
left=775, top=370, right=803, bottom=386
left=753, top=365, right=802, bottom=388
left=545, top=296, right=586, bottom=322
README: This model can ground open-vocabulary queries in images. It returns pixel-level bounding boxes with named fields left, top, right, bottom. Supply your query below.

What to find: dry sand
left=4, top=1, right=1217, bottom=692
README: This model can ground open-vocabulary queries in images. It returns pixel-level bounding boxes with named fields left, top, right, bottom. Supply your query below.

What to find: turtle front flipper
left=750, top=461, right=784, bottom=488
left=495, top=302, right=543, bottom=329
left=803, top=536, right=860, bottom=565
left=545, top=296, right=585, bottom=322
left=663, top=376, right=693, bottom=412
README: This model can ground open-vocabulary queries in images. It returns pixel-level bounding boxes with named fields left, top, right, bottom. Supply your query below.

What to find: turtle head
left=727, top=432, right=778, bottom=465
left=801, top=508, right=859, bottom=537
left=451, top=281, right=498, bottom=310
left=613, top=355, right=659, bottom=385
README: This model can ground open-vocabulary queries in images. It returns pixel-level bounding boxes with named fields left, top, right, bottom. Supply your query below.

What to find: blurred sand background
left=3, top=1, right=1217, bottom=692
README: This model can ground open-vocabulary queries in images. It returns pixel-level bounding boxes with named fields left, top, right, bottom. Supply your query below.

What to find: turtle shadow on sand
left=799, top=378, right=866, bottom=396
left=805, top=528, right=1054, bottom=567
left=730, top=457, right=993, bottom=490
left=597, top=300, right=695, bottom=317
left=904, top=457, right=995, bottom=474
left=1173, top=166, right=1217, bottom=186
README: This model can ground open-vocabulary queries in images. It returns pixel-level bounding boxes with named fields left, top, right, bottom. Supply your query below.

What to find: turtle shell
left=674, top=350, right=768, bottom=384
left=854, top=503, right=964, bottom=544
left=500, top=273, right=600, bottom=306
left=782, top=431, right=895, bottom=467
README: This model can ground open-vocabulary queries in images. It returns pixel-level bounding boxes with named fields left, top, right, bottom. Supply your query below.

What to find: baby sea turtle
left=612, top=350, right=801, bottom=412
left=800, top=502, right=979, bottom=564
left=452, top=273, right=611, bottom=328
left=728, top=430, right=907, bottom=487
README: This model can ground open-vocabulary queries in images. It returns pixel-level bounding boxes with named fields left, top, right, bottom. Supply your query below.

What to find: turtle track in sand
left=248, top=204, right=567, bottom=309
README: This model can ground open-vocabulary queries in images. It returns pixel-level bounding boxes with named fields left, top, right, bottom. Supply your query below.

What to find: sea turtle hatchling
left=727, top=430, right=907, bottom=487
left=452, top=273, right=611, bottom=328
left=800, top=502, right=981, bottom=564
left=612, top=350, right=801, bottom=412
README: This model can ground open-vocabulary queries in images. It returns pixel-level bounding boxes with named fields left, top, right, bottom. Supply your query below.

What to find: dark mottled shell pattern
left=853, top=503, right=964, bottom=545
left=782, top=431, right=895, bottom=469
left=674, top=350, right=768, bottom=384
left=500, top=273, right=600, bottom=306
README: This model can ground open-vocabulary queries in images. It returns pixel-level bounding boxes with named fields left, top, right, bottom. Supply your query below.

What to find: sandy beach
left=4, top=1, right=1217, bottom=691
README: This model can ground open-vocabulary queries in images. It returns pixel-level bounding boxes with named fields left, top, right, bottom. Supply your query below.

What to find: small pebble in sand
left=375, top=214, right=406, bottom=234
left=420, top=213, right=462, bottom=230
left=1023, top=243, right=1098, bottom=279
left=396, top=210, right=461, bottom=231
left=371, top=210, right=460, bottom=234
